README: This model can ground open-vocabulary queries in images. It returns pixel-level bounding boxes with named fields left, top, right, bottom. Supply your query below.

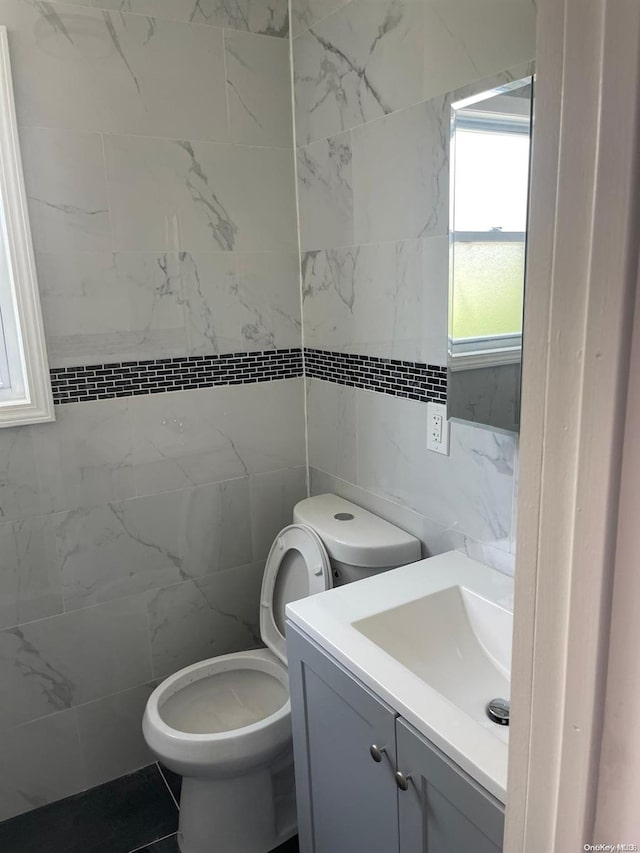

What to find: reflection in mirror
left=448, top=77, right=533, bottom=433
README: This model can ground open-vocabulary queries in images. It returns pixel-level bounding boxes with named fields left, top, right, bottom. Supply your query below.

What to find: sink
left=352, top=585, right=512, bottom=731
left=287, top=551, right=515, bottom=801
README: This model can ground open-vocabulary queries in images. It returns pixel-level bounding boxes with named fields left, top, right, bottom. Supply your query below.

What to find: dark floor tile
left=158, top=765, right=182, bottom=807
left=134, top=832, right=298, bottom=853
left=272, top=836, right=299, bottom=852
left=0, top=765, right=178, bottom=853
left=133, top=833, right=179, bottom=852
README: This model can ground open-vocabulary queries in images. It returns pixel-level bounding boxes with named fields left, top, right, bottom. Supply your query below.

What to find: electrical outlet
left=427, top=401, right=450, bottom=455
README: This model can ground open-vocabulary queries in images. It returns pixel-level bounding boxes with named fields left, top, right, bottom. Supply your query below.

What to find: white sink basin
left=353, top=585, right=511, bottom=730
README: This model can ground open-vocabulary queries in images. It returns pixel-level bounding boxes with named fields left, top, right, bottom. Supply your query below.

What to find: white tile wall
left=306, top=380, right=357, bottom=482
left=21, top=127, right=111, bottom=255
left=249, top=467, right=308, bottom=558
left=104, top=135, right=297, bottom=253
left=292, top=0, right=535, bottom=145
left=0, top=384, right=307, bottom=814
left=297, top=132, right=353, bottom=251
left=76, top=683, right=156, bottom=789
left=226, top=29, right=294, bottom=146
left=0, top=0, right=304, bottom=821
left=7, top=0, right=298, bottom=371
left=307, top=380, right=516, bottom=548
left=147, top=562, right=264, bottom=679
left=293, top=0, right=425, bottom=146
left=0, top=0, right=534, bottom=824
left=55, top=479, right=254, bottom=611
left=4, top=2, right=230, bottom=138
left=0, top=710, right=85, bottom=821
left=301, top=241, right=425, bottom=360
left=53, top=0, right=290, bottom=36
left=351, top=99, right=449, bottom=244
left=294, top=0, right=534, bottom=572
left=0, top=594, right=152, bottom=728
left=0, top=517, right=62, bottom=630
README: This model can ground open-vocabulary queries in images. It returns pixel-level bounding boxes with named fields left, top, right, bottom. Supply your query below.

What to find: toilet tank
left=293, top=494, right=421, bottom=585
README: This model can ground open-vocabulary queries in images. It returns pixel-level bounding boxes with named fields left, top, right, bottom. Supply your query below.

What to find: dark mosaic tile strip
left=50, top=349, right=304, bottom=405
left=304, top=349, right=447, bottom=403
left=49, top=348, right=446, bottom=405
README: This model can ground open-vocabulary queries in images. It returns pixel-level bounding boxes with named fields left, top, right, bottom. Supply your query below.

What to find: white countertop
left=286, top=550, right=514, bottom=803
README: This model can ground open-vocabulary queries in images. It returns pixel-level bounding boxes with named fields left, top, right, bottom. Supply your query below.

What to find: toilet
left=143, top=494, right=421, bottom=853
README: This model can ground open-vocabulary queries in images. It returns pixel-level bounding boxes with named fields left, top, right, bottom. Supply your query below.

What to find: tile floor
left=0, top=763, right=299, bottom=853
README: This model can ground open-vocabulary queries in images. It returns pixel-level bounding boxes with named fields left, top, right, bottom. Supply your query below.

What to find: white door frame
left=505, top=0, right=640, bottom=850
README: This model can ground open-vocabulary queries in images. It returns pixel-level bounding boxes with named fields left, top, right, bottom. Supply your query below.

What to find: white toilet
left=143, top=494, right=420, bottom=853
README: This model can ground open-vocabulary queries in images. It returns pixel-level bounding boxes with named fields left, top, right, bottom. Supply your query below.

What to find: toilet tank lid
left=293, top=494, right=421, bottom=568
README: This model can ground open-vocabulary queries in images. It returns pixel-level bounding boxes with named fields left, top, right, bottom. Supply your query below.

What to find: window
left=0, top=27, right=54, bottom=426
left=449, top=84, right=532, bottom=370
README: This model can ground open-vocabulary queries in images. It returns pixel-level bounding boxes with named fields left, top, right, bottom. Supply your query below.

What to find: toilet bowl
left=143, top=495, right=421, bottom=853
left=144, top=649, right=294, bottom=853
left=143, top=649, right=291, bottom=779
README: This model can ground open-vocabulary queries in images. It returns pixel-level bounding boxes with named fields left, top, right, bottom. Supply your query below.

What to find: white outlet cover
left=427, top=401, right=450, bottom=455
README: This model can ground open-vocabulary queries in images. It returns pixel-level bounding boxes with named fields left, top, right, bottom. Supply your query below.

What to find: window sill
left=449, top=347, right=521, bottom=371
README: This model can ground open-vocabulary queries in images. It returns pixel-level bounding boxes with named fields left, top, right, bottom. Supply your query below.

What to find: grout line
left=71, top=705, right=89, bottom=794
left=144, top=590, right=157, bottom=685
left=294, top=60, right=535, bottom=150
left=156, top=762, right=181, bottom=811
left=128, top=830, right=177, bottom=853
left=19, top=122, right=293, bottom=152
left=98, top=131, right=114, bottom=255
left=37, top=0, right=288, bottom=40
left=348, top=126, right=356, bottom=242
left=287, top=0, right=311, bottom=498
left=222, top=28, right=232, bottom=140
left=29, top=239, right=434, bottom=256
left=290, top=0, right=355, bottom=40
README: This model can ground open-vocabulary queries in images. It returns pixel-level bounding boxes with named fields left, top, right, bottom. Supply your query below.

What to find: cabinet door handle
left=369, top=744, right=387, bottom=763
left=394, top=771, right=412, bottom=791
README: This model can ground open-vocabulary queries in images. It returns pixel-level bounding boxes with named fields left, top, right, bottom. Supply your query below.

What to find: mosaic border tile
left=50, top=349, right=304, bottom=404
left=49, top=348, right=448, bottom=405
left=304, top=349, right=447, bottom=403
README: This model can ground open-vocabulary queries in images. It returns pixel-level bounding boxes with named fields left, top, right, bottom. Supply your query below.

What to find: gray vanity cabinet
left=396, top=719, right=504, bottom=853
left=287, top=624, right=399, bottom=853
left=286, top=623, right=505, bottom=853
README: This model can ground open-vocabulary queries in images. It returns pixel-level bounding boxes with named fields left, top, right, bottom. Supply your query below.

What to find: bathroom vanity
left=285, top=551, right=513, bottom=853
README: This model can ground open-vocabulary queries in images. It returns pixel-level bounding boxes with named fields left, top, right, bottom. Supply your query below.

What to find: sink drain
left=486, top=698, right=510, bottom=726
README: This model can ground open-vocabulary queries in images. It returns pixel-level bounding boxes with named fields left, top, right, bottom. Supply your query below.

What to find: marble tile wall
left=0, top=0, right=535, bottom=822
left=0, top=0, right=306, bottom=821
left=5, top=0, right=299, bottom=368
left=307, top=380, right=517, bottom=573
left=0, top=381, right=307, bottom=820
left=292, top=0, right=534, bottom=565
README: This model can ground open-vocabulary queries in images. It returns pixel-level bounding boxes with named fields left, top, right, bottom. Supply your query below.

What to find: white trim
left=449, top=347, right=521, bottom=371
left=505, top=0, right=640, bottom=850
left=593, top=256, right=640, bottom=840
left=0, top=27, right=53, bottom=427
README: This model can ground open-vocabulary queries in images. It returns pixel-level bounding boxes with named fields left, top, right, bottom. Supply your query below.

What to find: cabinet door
left=397, top=719, right=505, bottom=853
left=287, top=623, right=399, bottom=853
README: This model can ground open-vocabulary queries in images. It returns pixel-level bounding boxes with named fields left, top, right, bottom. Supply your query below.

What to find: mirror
left=447, top=77, right=533, bottom=433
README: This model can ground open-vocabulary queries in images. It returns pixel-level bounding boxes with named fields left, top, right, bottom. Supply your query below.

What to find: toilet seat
left=260, top=523, right=332, bottom=664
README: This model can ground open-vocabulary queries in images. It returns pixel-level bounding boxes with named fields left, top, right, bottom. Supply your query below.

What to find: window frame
left=449, top=91, right=531, bottom=371
left=0, top=26, right=54, bottom=427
